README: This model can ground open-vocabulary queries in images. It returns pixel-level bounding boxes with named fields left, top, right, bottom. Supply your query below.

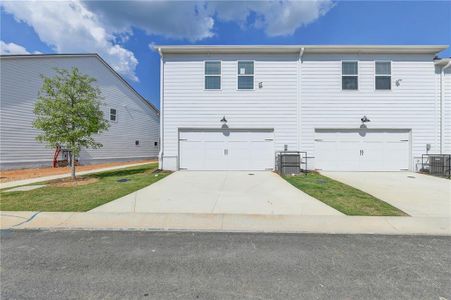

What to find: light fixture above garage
left=220, top=116, right=227, bottom=124
left=361, top=115, right=371, bottom=123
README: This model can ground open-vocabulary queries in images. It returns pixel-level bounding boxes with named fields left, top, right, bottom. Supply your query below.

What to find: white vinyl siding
left=162, top=53, right=298, bottom=170
left=161, top=51, right=441, bottom=171
left=300, top=53, right=440, bottom=171
left=0, top=56, right=159, bottom=169
left=375, top=61, right=391, bottom=90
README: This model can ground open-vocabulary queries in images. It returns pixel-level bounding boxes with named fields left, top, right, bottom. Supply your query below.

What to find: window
left=342, top=61, right=358, bottom=90
left=375, top=61, right=391, bottom=90
left=205, top=61, right=221, bottom=90
left=110, top=108, right=117, bottom=122
left=238, top=61, right=254, bottom=90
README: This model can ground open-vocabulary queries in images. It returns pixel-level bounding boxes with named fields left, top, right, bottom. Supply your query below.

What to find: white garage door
left=315, top=129, right=410, bottom=171
left=179, top=129, right=274, bottom=170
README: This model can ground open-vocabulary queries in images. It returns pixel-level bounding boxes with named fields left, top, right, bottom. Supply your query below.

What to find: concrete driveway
left=321, top=172, right=451, bottom=217
left=91, top=171, right=342, bottom=216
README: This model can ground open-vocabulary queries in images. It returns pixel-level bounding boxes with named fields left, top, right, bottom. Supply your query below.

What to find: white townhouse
left=0, top=54, right=160, bottom=170
left=156, top=45, right=451, bottom=172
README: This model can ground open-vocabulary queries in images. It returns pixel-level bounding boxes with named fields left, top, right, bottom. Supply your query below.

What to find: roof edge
left=154, top=44, right=448, bottom=55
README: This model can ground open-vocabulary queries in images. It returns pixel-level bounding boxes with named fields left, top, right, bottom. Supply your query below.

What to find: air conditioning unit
left=429, top=154, right=451, bottom=177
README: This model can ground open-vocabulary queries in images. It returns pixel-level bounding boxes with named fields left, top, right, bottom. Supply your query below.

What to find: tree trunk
left=71, top=151, right=76, bottom=180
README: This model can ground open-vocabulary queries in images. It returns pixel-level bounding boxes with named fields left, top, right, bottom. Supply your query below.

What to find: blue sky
left=1, top=1, right=450, bottom=109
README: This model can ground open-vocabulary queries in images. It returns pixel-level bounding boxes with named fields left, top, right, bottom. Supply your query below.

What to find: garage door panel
left=179, top=141, right=205, bottom=170
left=204, top=141, right=227, bottom=170
left=315, top=129, right=410, bottom=171
left=361, top=141, right=386, bottom=171
left=179, top=130, right=274, bottom=171
left=250, top=141, right=274, bottom=170
left=316, top=141, right=338, bottom=170
left=228, top=141, right=251, bottom=170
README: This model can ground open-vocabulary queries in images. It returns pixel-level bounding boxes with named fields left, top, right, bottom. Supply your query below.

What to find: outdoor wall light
left=258, top=82, right=263, bottom=88
left=220, top=116, right=227, bottom=124
left=361, top=115, right=371, bottom=123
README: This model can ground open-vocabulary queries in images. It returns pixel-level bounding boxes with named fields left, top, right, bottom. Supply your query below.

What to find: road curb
left=1, top=211, right=450, bottom=236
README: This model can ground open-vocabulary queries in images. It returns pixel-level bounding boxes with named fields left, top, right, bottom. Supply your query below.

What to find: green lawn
left=284, top=172, right=407, bottom=216
left=0, top=163, right=170, bottom=212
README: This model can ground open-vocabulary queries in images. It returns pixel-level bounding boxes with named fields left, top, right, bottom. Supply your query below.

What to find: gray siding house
left=0, top=54, right=160, bottom=169
left=156, top=45, right=450, bottom=172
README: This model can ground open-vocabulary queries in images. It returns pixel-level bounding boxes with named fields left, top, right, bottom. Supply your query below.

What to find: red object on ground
left=53, top=145, right=61, bottom=168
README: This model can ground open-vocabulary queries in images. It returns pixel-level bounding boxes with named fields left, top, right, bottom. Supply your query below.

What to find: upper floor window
left=110, top=108, right=117, bottom=122
left=205, top=61, right=221, bottom=90
left=238, top=61, right=254, bottom=90
left=342, top=61, right=358, bottom=90
left=375, top=61, right=391, bottom=90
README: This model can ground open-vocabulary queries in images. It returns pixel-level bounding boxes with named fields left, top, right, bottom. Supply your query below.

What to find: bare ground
left=0, top=160, right=155, bottom=183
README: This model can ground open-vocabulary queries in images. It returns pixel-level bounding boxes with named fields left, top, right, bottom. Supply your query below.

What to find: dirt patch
left=49, top=177, right=99, bottom=187
left=0, top=160, right=156, bottom=183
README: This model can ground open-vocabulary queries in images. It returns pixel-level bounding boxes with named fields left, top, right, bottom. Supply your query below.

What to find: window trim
left=237, top=60, right=255, bottom=91
left=204, top=60, right=222, bottom=91
left=109, top=107, right=118, bottom=123
left=375, top=60, right=392, bottom=91
left=341, top=60, right=359, bottom=91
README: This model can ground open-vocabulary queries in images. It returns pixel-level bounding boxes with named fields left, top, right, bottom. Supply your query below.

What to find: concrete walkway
left=0, top=162, right=152, bottom=190
left=90, top=171, right=342, bottom=216
left=322, top=171, right=451, bottom=218
left=1, top=211, right=450, bottom=235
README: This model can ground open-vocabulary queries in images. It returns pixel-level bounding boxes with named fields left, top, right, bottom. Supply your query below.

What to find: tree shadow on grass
left=90, top=167, right=152, bottom=179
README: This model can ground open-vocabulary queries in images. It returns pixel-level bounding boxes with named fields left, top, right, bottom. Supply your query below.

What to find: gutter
left=158, top=48, right=164, bottom=169
left=440, top=61, right=451, bottom=154
left=297, top=48, right=305, bottom=152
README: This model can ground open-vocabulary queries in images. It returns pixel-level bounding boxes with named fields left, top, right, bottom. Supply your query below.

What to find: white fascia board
left=154, top=45, right=448, bottom=55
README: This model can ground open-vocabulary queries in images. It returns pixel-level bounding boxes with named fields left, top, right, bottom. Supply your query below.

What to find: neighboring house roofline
left=0, top=53, right=159, bottom=115
left=154, top=44, right=448, bottom=55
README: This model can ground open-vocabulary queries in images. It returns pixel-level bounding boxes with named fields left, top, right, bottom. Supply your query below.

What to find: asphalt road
left=1, top=230, right=450, bottom=300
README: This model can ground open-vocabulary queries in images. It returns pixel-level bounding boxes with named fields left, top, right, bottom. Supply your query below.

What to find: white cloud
left=84, top=0, right=334, bottom=39
left=1, top=0, right=334, bottom=81
left=209, top=0, right=335, bottom=36
left=1, top=41, right=31, bottom=54
left=84, top=1, right=215, bottom=42
left=1, top=0, right=139, bottom=81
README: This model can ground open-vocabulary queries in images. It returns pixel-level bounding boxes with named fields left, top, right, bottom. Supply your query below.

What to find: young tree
left=33, top=67, right=109, bottom=180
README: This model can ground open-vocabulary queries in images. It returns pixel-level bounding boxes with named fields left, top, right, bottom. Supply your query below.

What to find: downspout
left=158, top=48, right=164, bottom=169
left=297, top=47, right=305, bottom=152
left=440, top=61, right=451, bottom=154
